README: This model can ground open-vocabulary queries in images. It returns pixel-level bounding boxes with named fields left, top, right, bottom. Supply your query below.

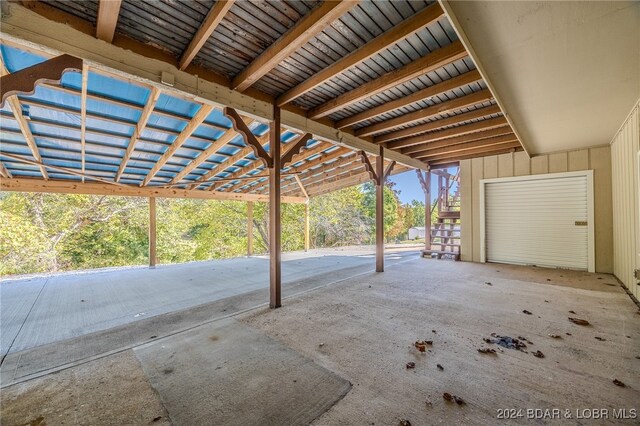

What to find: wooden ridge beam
left=116, top=87, right=161, bottom=182
left=232, top=0, right=357, bottom=92
left=96, top=0, right=122, bottom=43
left=307, top=40, right=466, bottom=119
left=376, top=104, right=502, bottom=144
left=277, top=2, right=444, bottom=106
left=179, top=0, right=235, bottom=70
left=0, top=177, right=307, bottom=203
left=413, top=134, right=519, bottom=159
left=400, top=126, right=513, bottom=155
left=337, top=69, right=482, bottom=129
left=355, top=89, right=493, bottom=137
left=386, top=116, right=509, bottom=150
left=142, top=104, right=215, bottom=186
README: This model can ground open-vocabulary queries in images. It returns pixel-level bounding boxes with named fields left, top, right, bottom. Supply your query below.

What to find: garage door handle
left=575, top=221, right=588, bottom=226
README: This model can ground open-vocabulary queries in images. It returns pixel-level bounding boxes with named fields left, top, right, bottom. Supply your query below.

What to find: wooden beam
left=307, top=41, right=466, bottom=119
left=416, top=169, right=431, bottom=251
left=179, top=0, right=235, bottom=70
left=337, top=69, right=482, bottom=129
left=401, top=126, right=513, bottom=155
left=142, top=104, right=215, bottom=186
left=281, top=160, right=366, bottom=195
left=117, top=87, right=161, bottom=182
left=80, top=63, right=88, bottom=182
left=357, top=150, right=377, bottom=183
left=224, top=107, right=272, bottom=167
left=1, top=54, right=83, bottom=107
left=0, top=162, right=12, bottom=178
left=277, top=2, right=445, bottom=106
left=1, top=177, right=308, bottom=203
left=412, top=134, right=518, bottom=159
left=232, top=0, right=356, bottom=92
left=355, top=89, right=493, bottom=137
left=247, top=201, right=254, bottom=256
left=383, top=161, right=396, bottom=181
left=269, top=105, right=282, bottom=309
left=304, top=202, right=310, bottom=252
left=149, top=196, right=157, bottom=268
left=294, top=175, right=308, bottom=199
left=425, top=144, right=522, bottom=163
left=387, top=116, right=509, bottom=151
left=281, top=133, right=313, bottom=167
left=277, top=152, right=359, bottom=194
left=96, top=0, right=122, bottom=43
left=376, top=104, right=502, bottom=144
left=375, top=146, right=384, bottom=272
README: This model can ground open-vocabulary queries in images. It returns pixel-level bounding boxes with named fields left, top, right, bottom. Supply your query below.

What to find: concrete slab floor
left=1, top=257, right=638, bottom=425
left=0, top=246, right=418, bottom=357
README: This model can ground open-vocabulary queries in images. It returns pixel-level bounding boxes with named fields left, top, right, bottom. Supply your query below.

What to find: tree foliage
left=0, top=182, right=428, bottom=276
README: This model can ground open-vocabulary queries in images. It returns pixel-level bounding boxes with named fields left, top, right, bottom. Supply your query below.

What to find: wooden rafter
left=232, top=0, right=356, bottom=92
left=274, top=152, right=359, bottom=194
left=337, top=69, right=482, bottom=129
left=96, top=0, right=122, bottom=43
left=80, top=63, right=88, bottom=182
left=355, top=89, right=493, bottom=137
left=294, top=175, right=308, bottom=199
left=141, top=104, right=215, bottom=186
left=0, top=55, right=48, bottom=179
left=116, top=86, right=161, bottom=182
left=281, top=133, right=313, bottom=167
left=283, top=161, right=367, bottom=195
left=386, top=116, right=509, bottom=150
left=179, top=0, right=235, bottom=70
left=414, top=136, right=520, bottom=159
left=0, top=54, right=83, bottom=107
left=224, top=107, right=272, bottom=167
left=0, top=162, right=13, bottom=178
left=378, top=104, right=502, bottom=144
left=426, top=144, right=522, bottom=163
left=1, top=178, right=307, bottom=204
left=401, top=127, right=514, bottom=155
left=307, top=41, right=466, bottom=119
left=277, top=2, right=444, bottom=106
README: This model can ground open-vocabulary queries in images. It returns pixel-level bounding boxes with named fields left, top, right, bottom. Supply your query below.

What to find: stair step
left=421, top=249, right=460, bottom=261
left=429, top=243, right=460, bottom=247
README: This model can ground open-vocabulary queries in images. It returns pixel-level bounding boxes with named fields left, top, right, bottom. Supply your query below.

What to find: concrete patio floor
left=1, top=255, right=639, bottom=425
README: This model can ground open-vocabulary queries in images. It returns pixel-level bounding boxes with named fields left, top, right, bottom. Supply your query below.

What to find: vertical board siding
left=611, top=101, right=639, bottom=298
left=460, top=147, right=614, bottom=273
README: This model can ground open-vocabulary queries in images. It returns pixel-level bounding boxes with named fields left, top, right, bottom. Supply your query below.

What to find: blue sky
left=387, top=168, right=458, bottom=205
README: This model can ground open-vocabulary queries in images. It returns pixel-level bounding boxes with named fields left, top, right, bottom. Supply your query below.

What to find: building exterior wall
left=460, top=146, right=613, bottom=273
left=610, top=100, right=639, bottom=298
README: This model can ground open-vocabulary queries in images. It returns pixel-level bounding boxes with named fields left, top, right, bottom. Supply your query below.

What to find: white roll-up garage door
left=482, top=172, right=593, bottom=271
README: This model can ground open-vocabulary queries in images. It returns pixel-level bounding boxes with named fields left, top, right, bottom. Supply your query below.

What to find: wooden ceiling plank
left=337, top=69, right=482, bottom=129
left=376, top=104, right=502, bottom=144
left=307, top=40, right=466, bottom=119
left=277, top=2, right=444, bottom=106
left=141, top=104, right=215, bottom=186
left=355, top=88, right=493, bottom=137
left=116, top=86, right=162, bottom=182
left=401, top=126, right=514, bottom=155
left=96, top=0, right=122, bottom=43
left=232, top=0, right=357, bottom=92
left=179, top=0, right=236, bottom=70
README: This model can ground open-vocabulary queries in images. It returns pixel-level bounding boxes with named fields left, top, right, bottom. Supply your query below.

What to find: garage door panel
left=484, top=174, right=590, bottom=270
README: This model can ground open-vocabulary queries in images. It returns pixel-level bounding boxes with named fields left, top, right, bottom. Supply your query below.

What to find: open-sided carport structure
left=0, top=0, right=525, bottom=308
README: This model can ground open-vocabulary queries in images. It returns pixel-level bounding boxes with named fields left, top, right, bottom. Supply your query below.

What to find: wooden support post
left=247, top=201, right=254, bottom=256
left=425, top=171, right=432, bottom=251
left=376, top=145, right=384, bottom=272
left=269, top=105, right=282, bottom=308
left=149, top=196, right=157, bottom=268
left=304, top=202, right=310, bottom=252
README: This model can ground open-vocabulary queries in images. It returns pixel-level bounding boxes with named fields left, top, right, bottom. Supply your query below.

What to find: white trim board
left=479, top=170, right=595, bottom=273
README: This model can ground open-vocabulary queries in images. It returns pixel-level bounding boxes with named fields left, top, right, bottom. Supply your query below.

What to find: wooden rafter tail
left=179, top=0, right=235, bottom=70
left=224, top=107, right=272, bottom=167
left=383, top=161, right=396, bottom=181
left=357, top=150, right=378, bottom=183
left=117, top=86, right=161, bottom=182
left=0, top=54, right=83, bottom=107
left=281, top=133, right=312, bottom=167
